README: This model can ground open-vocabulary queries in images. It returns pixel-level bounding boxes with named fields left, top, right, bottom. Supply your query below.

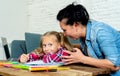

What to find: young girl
left=19, top=31, right=73, bottom=63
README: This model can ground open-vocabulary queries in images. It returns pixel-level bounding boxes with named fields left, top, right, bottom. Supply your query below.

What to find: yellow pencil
left=29, top=66, right=70, bottom=71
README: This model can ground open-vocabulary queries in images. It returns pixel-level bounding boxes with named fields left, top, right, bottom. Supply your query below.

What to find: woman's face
left=59, top=19, right=80, bottom=40
left=42, top=35, right=60, bottom=54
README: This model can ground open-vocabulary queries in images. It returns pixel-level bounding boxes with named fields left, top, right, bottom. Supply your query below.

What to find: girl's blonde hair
left=33, top=31, right=73, bottom=54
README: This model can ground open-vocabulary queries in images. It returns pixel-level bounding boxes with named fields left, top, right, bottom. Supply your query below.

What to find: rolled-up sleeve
left=97, top=29, right=120, bottom=66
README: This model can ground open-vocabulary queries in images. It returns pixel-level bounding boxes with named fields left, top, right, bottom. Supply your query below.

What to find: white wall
left=0, top=0, right=28, bottom=59
left=28, top=0, right=120, bottom=33
left=0, top=0, right=28, bottom=42
left=28, top=0, right=82, bottom=34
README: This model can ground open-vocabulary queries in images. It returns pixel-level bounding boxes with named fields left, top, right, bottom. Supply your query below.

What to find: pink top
left=28, top=47, right=68, bottom=63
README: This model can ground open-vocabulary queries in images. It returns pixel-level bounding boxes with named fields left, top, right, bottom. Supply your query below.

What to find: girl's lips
left=44, top=50, right=54, bottom=54
left=44, top=51, right=52, bottom=54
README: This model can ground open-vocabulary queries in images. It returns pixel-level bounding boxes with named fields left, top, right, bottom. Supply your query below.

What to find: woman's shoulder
left=89, top=20, right=115, bottom=32
left=90, top=20, right=108, bottom=27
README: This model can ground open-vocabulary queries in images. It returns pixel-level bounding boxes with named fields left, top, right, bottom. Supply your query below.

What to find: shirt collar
left=86, top=21, right=92, bottom=41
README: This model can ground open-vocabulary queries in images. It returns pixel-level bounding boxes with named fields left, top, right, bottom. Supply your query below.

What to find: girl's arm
left=19, top=47, right=44, bottom=63
left=19, top=54, right=29, bottom=63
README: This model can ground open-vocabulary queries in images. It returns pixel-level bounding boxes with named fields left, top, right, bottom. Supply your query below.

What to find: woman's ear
left=73, top=22, right=79, bottom=32
left=74, top=22, right=80, bottom=27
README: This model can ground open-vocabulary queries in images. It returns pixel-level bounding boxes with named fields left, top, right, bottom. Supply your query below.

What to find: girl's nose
left=45, top=46, right=50, bottom=50
left=45, top=46, right=50, bottom=51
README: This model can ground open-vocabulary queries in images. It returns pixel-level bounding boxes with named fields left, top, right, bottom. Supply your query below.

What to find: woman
left=57, top=3, right=120, bottom=76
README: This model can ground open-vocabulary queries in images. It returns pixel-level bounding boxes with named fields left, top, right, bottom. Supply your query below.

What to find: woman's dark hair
left=57, top=3, right=89, bottom=26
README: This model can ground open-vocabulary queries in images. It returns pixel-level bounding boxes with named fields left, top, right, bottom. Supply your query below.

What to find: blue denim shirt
left=79, top=20, right=120, bottom=76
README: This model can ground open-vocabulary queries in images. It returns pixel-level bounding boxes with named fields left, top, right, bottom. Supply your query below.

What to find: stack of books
left=0, top=60, right=70, bottom=72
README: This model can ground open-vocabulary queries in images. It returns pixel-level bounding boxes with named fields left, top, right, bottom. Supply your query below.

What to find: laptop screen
left=1, top=37, right=10, bottom=59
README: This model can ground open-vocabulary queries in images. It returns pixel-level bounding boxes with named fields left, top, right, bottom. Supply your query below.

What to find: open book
left=24, top=60, right=69, bottom=71
left=24, top=60, right=65, bottom=67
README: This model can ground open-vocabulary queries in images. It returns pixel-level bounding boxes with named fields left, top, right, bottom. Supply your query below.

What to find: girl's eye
left=48, top=43, right=52, bottom=46
left=42, top=44, right=46, bottom=47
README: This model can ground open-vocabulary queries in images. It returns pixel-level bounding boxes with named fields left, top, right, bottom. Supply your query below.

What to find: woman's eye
left=63, top=30, right=65, bottom=32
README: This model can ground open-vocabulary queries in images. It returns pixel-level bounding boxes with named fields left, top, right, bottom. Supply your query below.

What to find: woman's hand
left=19, top=54, right=29, bottom=63
left=62, top=48, right=85, bottom=65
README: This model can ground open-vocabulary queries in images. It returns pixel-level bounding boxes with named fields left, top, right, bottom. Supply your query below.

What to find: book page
left=24, top=60, right=64, bottom=67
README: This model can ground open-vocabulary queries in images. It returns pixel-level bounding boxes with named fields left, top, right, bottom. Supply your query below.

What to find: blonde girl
left=19, top=31, right=73, bottom=63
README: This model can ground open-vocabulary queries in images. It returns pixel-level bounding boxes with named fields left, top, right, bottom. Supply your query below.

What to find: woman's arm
left=82, top=55, right=119, bottom=71
left=62, top=48, right=119, bottom=71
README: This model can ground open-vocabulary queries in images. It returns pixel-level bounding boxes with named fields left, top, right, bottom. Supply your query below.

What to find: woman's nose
left=63, top=33, right=66, bottom=36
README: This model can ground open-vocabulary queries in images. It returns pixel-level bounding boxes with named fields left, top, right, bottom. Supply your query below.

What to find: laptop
left=1, top=37, right=10, bottom=60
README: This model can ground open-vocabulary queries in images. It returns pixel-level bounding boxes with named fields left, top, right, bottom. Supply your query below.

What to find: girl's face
left=42, top=35, right=61, bottom=54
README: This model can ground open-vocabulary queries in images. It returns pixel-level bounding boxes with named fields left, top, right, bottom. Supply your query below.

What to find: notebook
left=24, top=60, right=66, bottom=71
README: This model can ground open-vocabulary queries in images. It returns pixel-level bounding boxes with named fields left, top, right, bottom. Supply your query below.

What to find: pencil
left=29, top=66, right=70, bottom=71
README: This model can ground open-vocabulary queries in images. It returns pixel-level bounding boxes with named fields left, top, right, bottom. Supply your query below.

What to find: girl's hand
left=62, top=48, right=85, bottom=65
left=19, top=54, right=29, bottom=63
